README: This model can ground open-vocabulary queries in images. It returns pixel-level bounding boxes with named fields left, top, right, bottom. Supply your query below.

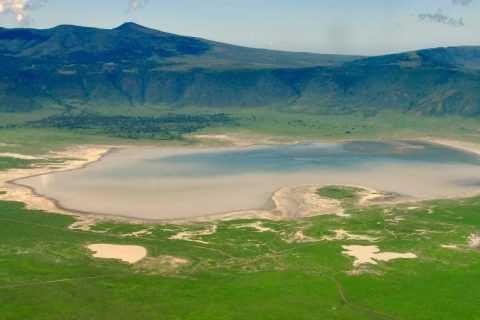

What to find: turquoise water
left=92, top=141, right=480, bottom=179
left=147, top=141, right=479, bottom=176
left=18, top=141, right=480, bottom=220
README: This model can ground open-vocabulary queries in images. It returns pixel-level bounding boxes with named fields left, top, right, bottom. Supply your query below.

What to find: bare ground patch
left=87, top=244, right=147, bottom=264
left=169, top=224, right=218, bottom=244
left=342, top=245, right=417, bottom=267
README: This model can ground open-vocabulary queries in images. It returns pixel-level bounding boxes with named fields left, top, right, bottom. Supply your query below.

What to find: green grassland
left=0, top=157, right=40, bottom=171
left=209, top=108, right=480, bottom=142
left=0, top=190, right=479, bottom=319
left=316, top=186, right=363, bottom=201
left=1, top=107, right=480, bottom=157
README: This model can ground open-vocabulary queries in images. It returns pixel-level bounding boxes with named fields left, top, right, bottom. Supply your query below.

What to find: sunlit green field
left=0, top=190, right=479, bottom=319
left=1, top=108, right=480, bottom=157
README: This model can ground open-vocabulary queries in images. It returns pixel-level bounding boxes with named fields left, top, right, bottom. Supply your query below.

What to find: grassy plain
left=2, top=107, right=480, bottom=156
left=316, top=186, right=363, bottom=201
left=0, top=191, right=479, bottom=319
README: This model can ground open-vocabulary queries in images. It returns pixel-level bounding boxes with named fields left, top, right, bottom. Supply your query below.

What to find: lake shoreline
left=2, top=136, right=480, bottom=225
left=0, top=146, right=116, bottom=221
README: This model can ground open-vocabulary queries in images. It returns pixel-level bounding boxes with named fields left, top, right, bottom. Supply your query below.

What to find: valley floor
left=0, top=125, right=479, bottom=319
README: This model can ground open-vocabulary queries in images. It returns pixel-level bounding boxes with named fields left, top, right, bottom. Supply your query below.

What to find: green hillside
left=0, top=23, right=479, bottom=117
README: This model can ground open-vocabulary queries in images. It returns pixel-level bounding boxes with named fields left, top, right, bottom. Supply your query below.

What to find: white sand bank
left=87, top=244, right=147, bottom=264
left=169, top=224, right=217, bottom=244
left=192, top=133, right=276, bottom=147
left=342, top=245, right=417, bottom=267
left=323, top=229, right=378, bottom=242
left=233, top=221, right=277, bottom=233
left=468, top=234, right=480, bottom=247
left=0, top=153, right=43, bottom=160
left=272, top=185, right=346, bottom=218
left=425, top=138, right=480, bottom=157
left=441, top=244, right=459, bottom=249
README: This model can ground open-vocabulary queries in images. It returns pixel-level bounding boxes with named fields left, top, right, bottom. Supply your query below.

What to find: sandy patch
left=272, top=185, right=346, bottom=218
left=182, top=184, right=390, bottom=222
left=284, top=230, right=318, bottom=243
left=192, top=133, right=276, bottom=147
left=87, top=244, right=147, bottom=264
left=183, top=184, right=368, bottom=222
left=157, top=255, right=189, bottom=267
left=323, top=229, right=378, bottom=242
left=441, top=234, right=479, bottom=250
left=0, top=153, right=44, bottom=160
left=135, top=255, right=189, bottom=274
left=468, top=234, right=480, bottom=247
left=269, top=184, right=400, bottom=220
left=233, top=221, right=277, bottom=233
left=441, top=244, right=460, bottom=249
left=386, top=216, right=405, bottom=225
left=68, top=216, right=106, bottom=232
left=194, top=209, right=279, bottom=222
left=234, top=222, right=319, bottom=243
left=415, top=229, right=429, bottom=236
left=169, top=224, right=217, bottom=244
left=407, top=206, right=421, bottom=210
left=424, top=139, right=480, bottom=157
left=121, top=229, right=153, bottom=237
left=356, top=186, right=400, bottom=206
left=342, top=245, right=417, bottom=267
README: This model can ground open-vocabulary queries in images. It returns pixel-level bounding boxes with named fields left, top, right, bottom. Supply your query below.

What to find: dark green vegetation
left=0, top=157, right=38, bottom=171
left=17, top=113, right=235, bottom=140
left=416, top=46, right=480, bottom=70
left=0, top=23, right=479, bottom=116
left=0, top=23, right=358, bottom=112
left=0, top=22, right=357, bottom=70
left=316, top=186, right=362, bottom=201
left=0, top=188, right=479, bottom=319
left=2, top=108, right=480, bottom=155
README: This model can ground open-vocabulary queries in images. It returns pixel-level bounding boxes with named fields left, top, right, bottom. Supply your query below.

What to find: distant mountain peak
left=115, top=22, right=144, bottom=29
left=114, top=22, right=162, bottom=34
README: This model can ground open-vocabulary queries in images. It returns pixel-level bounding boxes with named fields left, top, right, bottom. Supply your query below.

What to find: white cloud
left=127, top=0, right=147, bottom=12
left=0, top=0, right=148, bottom=25
left=0, top=0, right=34, bottom=23
left=452, top=0, right=474, bottom=6
left=418, top=9, right=465, bottom=27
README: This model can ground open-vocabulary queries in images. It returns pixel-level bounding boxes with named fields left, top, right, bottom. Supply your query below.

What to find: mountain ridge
left=0, top=23, right=479, bottom=116
left=0, top=23, right=360, bottom=69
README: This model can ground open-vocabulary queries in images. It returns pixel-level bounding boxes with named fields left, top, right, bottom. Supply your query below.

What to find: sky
left=0, top=0, right=478, bottom=56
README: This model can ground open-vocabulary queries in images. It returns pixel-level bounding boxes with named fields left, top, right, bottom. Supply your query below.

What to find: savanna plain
left=1, top=109, right=480, bottom=319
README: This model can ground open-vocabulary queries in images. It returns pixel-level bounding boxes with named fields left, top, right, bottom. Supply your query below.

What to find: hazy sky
left=0, top=0, right=479, bottom=55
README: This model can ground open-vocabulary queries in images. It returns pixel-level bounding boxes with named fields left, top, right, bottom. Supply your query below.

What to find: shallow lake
left=17, top=140, right=480, bottom=220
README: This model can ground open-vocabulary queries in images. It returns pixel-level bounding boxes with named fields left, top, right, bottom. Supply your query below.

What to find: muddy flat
left=16, top=140, right=480, bottom=220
